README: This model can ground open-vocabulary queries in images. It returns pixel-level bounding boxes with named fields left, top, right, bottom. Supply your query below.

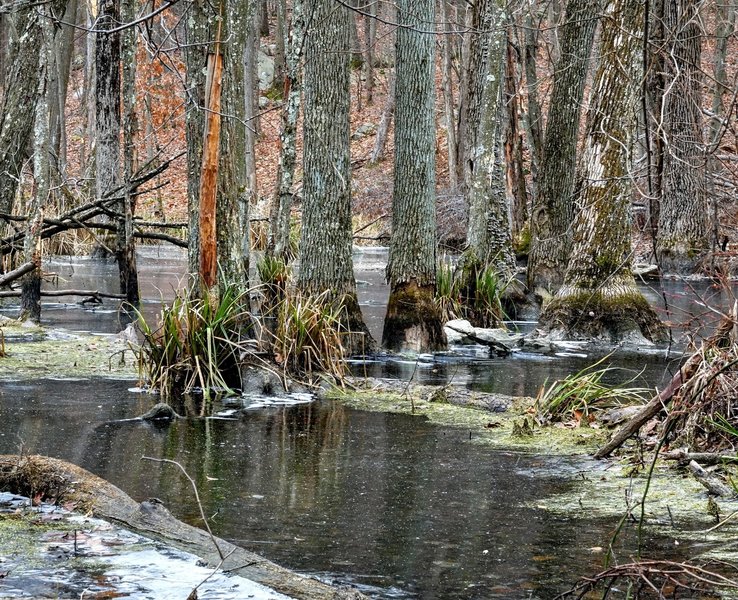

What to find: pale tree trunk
left=185, top=0, right=214, bottom=277
left=539, top=0, right=666, bottom=343
left=440, top=0, right=458, bottom=191
left=504, top=30, right=527, bottom=239
left=119, top=0, right=139, bottom=304
left=93, top=0, right=121, bottom=258
left=456, top=2, right=515, bottom=327
left=527, top=0, right=600, bottom=294
left=383, top=0, right=445, bottom=352
left=216, top=0, right=251, bottom=290
left=274, top=0, right=286, bottom=86
left=268, top=0, right=305, bottom=261
left=298, top=0, right=374, bottom=355
left=368, top=70, right=395, bottom=165
left=655, top=0, right=709, bottom=273
left=362, top=0, right=376, bottom=104
left=20, top=5, right=56, bottom=323
left=0, top=4, right=48, bottom=218
left=81, top=4, right=95, bottom=179
left=244, top=11, right=259, bottom=197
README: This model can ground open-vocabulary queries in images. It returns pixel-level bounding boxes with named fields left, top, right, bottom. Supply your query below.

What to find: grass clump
left=135, top=284, right=251, bottom=398
left=272, top=290, right=347, bottom=383
left=535, top=355, right=649, bottom=426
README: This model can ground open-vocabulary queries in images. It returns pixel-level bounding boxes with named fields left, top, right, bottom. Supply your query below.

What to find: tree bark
left=299, top=0, right=374, bottom=355
left=216, top=0, right=251, bottom=290
left=119, top=0, right=139, bottom=304
left=538, top=0, right=666, bottom=343
left=268, top=0, right=305, bottom=261
left=383, top=0, right=445, bottom=352
left=93, top=0, right=122, bottom=259
left=440, top=0, right=458, bottom=191
left=655, top=0, right=709, bottom=273
left=527, top=0, right=600, bottom=294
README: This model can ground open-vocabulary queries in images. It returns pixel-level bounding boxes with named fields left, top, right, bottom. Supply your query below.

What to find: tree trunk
left=522, top=7, right=543, bottom=188
left=93, top=0, right=121, bottom=259
left=244, top=11, right=259, bottom=198
left=0, top=5, right=46, bottom=218
left=655, top=0, right=709, bottom=273
left=368, top=70, right=395, bottom=165
left=119, top=0, right=139, bottom=304
left=216, top=0, right=251, bottom=290
left=299, top=0, right=374, bottom=355
left=527, top=0, right=600, bottom=294
left=268, top=0, right=305, bottom=261
left=538, top=0, right=666, bottom=343
left=383, top=0, right=445, bottom=352
left=20, top=7, right=55, bottom=323
left=185, top=0, right=214, bottom=278
left=362, top=0, right=376, bottom=104
left=440, top=0, right=458, bottom=191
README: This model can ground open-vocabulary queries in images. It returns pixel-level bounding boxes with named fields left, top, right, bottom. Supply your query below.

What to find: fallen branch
left=594, top=311, right=737, bottom=459
left=688, top=460, right=736, bottom=497
left=0, top=262, right=35, bottom=287
left=0, top=289, right=126, bottom=300
left=662, top=449, right=738, bottom=466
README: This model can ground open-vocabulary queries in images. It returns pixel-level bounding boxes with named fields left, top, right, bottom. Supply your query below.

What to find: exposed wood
left=0, top=455, right=367, bottom=600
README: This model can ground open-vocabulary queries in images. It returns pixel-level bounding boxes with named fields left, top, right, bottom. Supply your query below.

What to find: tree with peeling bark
left=655, top=0, right=709, bottom=273
left=538, top=0, right=666, bottom=343
left=298, top=0, right=374, bottom=356
left=383, top=0, right=445, bottom=352
left=527, top=0, right=601, bottom=295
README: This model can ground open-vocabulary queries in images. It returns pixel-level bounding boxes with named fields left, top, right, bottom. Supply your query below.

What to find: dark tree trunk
left=655, top=0, right=709, bottom=273
left=383, top=0, right=445, bottom=352
left=539, top=0, right=666, bottom=343
left=527, top=0, right=600, bottom=294
left=299, top=0, right=374, bottom=355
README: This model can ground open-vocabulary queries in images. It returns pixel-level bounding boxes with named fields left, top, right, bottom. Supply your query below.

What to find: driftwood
left=594, top=312, right=737, bottom=459
left=0, top=454, right=366, bottom=600
left=688, top=460, right=736, bottom=497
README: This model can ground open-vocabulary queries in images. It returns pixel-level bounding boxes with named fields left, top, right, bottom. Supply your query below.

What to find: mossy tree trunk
left=655, top=0, right=709, bottom=273
left=216, top=0, right=251, bottom=291
left=456, top=1, right=516, bottom=326
left=539, top=0, right=666, bottom=343
left=298, top=0, right=374, bottom=356
left=383, top=0, right=445, bottom=352
left=527, top=0, right=600, bottom=294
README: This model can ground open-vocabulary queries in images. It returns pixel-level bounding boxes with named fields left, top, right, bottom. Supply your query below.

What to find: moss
left=0, top=322, right=137, bottom=380
left=541, top=288, right=668, bottom=343
left=383, top=281, right=445, bottom=352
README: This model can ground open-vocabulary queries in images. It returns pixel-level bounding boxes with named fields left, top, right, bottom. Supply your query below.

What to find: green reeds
left=136, top=284, right=251, bottom=398
left=535, top=355, right=649, bottom=425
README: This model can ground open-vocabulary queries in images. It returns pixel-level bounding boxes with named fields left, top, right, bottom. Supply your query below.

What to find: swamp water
left=0, top=247, right=734, bottom=598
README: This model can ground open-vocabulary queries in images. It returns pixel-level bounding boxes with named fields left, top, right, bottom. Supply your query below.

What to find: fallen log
left=0, top=454, right=366, bottom=600
left=594, top=311, right=737, bottom=459
left=0, top=261, right=35, bottom=287
left=0, top=289, right=126, bottom=300
left=688, top=460, right=736, bottom=497
left=662, top=449, right=738, bottom=466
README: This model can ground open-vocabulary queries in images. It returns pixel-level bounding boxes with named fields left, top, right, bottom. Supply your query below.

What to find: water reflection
left=0, top=377, right=683, bottom=599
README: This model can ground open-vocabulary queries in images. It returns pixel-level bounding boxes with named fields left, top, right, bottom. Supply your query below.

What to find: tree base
left=341, top=293, right=376, bottom=356
left=539, top=286, right=667, bottom=343
left=382, top=281, right=446, bottom=352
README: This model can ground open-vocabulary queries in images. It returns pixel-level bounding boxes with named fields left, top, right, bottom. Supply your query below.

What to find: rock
left=445, top=319, right=475, bottom=336
left=258, top=95, right=269, bottom=109
left=241, top=365, right=285, bottom=396
left=444, top=326, right=467, bottom=344
left=257, top=51, right=274, bottom=91
left=139, top=403, right=180, bottom=421
left=351, top=122, right=376, bottom=139
left=471, top=327, right=524, bottom=347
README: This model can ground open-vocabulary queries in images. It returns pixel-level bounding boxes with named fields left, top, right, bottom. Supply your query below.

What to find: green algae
left=0, top=321, right=137, bottom=380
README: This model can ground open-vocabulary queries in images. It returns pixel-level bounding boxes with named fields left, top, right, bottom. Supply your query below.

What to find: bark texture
left=655, top=0, right=709, bottom=273
left=539, top=0, right=666, bottom=343
left=298, top=0, right=374, bottom=355
left=216, top=0, right=251, bottom=291
left=383, top=0, right=445, bottom=352
left=527, top=0, right=600, bottom=293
